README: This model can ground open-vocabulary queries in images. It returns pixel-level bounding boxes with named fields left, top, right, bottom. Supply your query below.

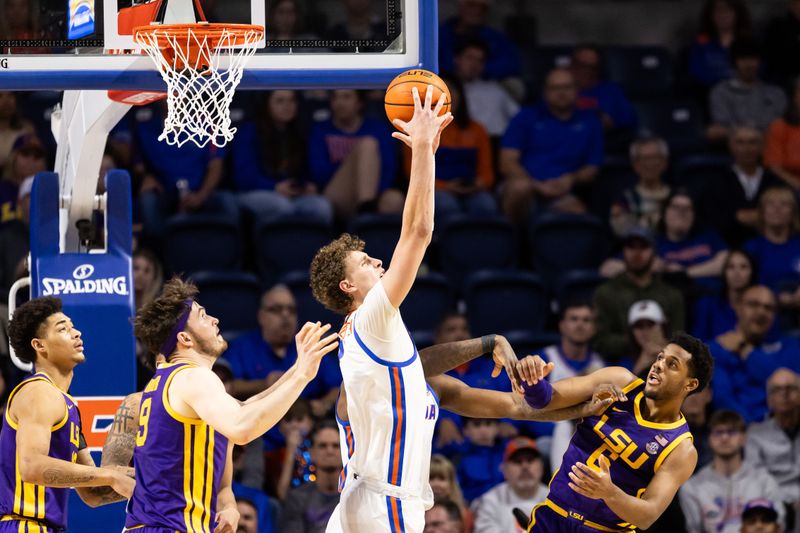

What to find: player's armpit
left=546, top=367, right=637, bottom=410
left=603, top=439, right=697, bottom=530
left=100, top=392, right=142, bottom=468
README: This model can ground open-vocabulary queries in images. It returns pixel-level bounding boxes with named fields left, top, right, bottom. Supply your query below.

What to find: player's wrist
left=521, top=378, right=553, bottom=409
left=481, top=334, right=496, bottom=354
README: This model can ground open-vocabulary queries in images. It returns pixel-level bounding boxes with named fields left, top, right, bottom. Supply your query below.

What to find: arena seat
left=400, top=272, right=455, bottom=333
left=190, top=271, right=262, bottom=338
left=605, top=46, right=674, bottom=98
left=465, top=270, right=548, bottom=336
left=439, top=215, right=517, bottom=288
left=281, top=270, right=343, bottom=331
left=163, top=214, right=241, bottom=275
left=253, top=217, right=332, bottom=285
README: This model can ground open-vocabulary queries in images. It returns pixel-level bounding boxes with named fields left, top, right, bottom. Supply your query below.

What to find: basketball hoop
left=133, top=22, right=264, bottom=148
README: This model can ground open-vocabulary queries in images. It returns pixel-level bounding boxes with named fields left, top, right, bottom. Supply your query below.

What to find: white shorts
left=333, top=478, right=427, bottom=533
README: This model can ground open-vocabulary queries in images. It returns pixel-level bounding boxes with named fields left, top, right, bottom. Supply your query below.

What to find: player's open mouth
left=74, top=342, right=84, bottom=351
left=647, top=372, right=661, bottom=385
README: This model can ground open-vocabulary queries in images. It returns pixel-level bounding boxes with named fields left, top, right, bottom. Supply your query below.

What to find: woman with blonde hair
left=430, top=454, right=472, bottom=531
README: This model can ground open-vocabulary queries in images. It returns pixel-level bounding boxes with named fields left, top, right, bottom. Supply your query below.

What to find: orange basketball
left=385, top=69, right=451, bottom=129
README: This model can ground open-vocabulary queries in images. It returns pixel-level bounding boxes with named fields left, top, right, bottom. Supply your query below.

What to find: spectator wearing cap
left=593, top=227, right=685, bottom=361
left=739, top=499, right=781, bottom=533
left=543, top=301, right=605, bottom=471
left=610, top=137, right=672, bottom=239
left=471, top=437, right=547, bottom=533
left=707, top=40, right=787, bottom=143
left=628, top=300, right=669, bottom=376
left=0, top=134, right=46, bottom=225
left=453, top=38, right=520, bottom=138
left=679, top=410, right=784, bottom=533
left=746, top=368, right=800, bottom=514
left=711, top=285, right=800, bottom=422
left=703, top=126, right=783, bottom=247
left=438, top=0, right=521, bottom=82
left=500, top=68, right=604, bottom=222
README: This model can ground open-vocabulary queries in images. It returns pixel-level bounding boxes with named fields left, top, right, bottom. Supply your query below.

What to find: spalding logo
left=42, top=264, right=129, bottom=296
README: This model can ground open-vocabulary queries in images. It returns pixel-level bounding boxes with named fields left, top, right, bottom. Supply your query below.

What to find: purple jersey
left=544, top=379, right=692, bottom=531
left=0, top=373, right=83, bottom=531
left=125, top=363, right=229, bottom=532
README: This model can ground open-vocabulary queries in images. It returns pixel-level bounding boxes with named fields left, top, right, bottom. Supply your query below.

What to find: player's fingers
left=615, top=385, right=628, bottom=402
left=568, top=482, right=590, bottom=498
left=433, top=91, right=447, bottom=115
left=296, top=322, right=315, bottom=344
left=411, top=86, right=422, bottom=110
left=542, top=362, right=555, bottom=378
left=424, top=84, right=434, bottom=111
left=576, top=462, right=596, bottom=477
left=491, top=363, right=501, bottom=378
left=392, top=118, right=410, bottom=132
left=516, top=359, right=534, bottom=385
left=391, top=131, right=412, bottom=147
left=568, top=470, right=587, bottom=486
left=310, top=322, right=332, bottom=343
left=599, top=454, right=611, bottom=472
left=313, top=332, right=340, bottom=353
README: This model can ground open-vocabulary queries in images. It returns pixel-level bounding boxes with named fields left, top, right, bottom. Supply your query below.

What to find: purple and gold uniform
left=124, top=363, right=229, bottom=533
left=0, top=373, right=83, bottom=533
left=528, top=379, right=693, bottom=533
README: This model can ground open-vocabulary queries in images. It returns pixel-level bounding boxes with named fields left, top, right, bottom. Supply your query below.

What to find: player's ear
left=339, top=279, right=356, bottom=295
left=176, top=331, right=193, bottom=348
left=31, top=338, right=45, bottom=354
left=685, top=377, right=699, bottom=395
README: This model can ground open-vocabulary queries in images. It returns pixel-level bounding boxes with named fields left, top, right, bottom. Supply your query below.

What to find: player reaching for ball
left=517, top=332, right=714, bottom=532
left=309, top=83, right=451, bottom=533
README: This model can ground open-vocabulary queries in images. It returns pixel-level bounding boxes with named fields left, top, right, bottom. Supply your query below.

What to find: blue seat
left=522, top=45, right=573, bottom=91
left=672, top=153, right=732, bottom=196
left=634, top=99, right=706, bottom=156
left=253, top=218, right=332, bottom=285
left=465, top=270, right=548, bottom=336
left=190, top=271, right=262, bottom=337
left=163, top=215, right=241, bottom=276
left=556, top=269, right=606, bottom=310
left=281, top=270, right=343, bottom=331
left=439, top=216, right=517, bottom=288
left=528, top=213, right=610, bottom=287
left=605, top=46, right=674, bottom=98
left=349, top=214, right=402, bottom=265
left=504, top=330, right=561, bottom=357
left=400, top=273, right=455, bottom=332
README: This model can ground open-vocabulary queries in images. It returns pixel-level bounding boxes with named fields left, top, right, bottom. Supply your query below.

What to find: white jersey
left=337, top=281, right=439, bottom=504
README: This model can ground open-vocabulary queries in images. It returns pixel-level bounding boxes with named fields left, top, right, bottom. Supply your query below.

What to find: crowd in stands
left=1, top=0, right=800, bottom=531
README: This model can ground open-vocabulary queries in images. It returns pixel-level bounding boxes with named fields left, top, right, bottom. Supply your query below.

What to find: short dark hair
left=730, top=39, right=760, bottom=61
left=311, top=419, right=339, bottom=446
left=8, top=297, right=63, bottom=364
left=455, top=36, right=489, bottom=57
left=283, top=398, right=311, bottom=423
left=668, top=332, right=713, bottom=395
left=433, top=499, right=463, bottom=523
left=559, top=299, right=593, bottom=320
left=708, top=409, right=746, bottom=432
left=133, top=277, right=198, bottom=357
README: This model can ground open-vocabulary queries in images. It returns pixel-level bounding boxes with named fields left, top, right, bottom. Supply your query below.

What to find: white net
left=134, top=23, right=263, bottom=148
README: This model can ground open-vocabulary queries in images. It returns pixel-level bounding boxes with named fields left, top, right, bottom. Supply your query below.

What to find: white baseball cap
left=628, top=300, right=665, bottom=325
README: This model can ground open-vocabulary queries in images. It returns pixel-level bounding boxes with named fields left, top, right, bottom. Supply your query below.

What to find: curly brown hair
left=133, top=277, right=198, bottom=356
left=8, top=297, right=63, bottom=364
left=310, top=233, right=365, bottom=315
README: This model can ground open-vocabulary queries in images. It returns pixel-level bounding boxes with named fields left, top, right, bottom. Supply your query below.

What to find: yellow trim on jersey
left=654, top=431, right=693, bottom=472
left=162, top=364, right=202, bottom=425
left=190, top=424, right=208, bottom=532
left=538, top=499, right=633, bottom=532
left=525, top=500, right=547, bottom=532
left=13, top=452, right=22, bottom=515
left=3, top=377, right=66, bottom=432
left=202, top=429, right=215, bottom=533
left=122, top=525, right=146, bottom=531
left=182, top=424, right=194, bottom=533
left=36, top=486, right=44, bottom=519
left=0, top=516, right=51, bottom=533
left=622, top=378, right=643, bottom=394
left=633, top=393, right=687, bottom=429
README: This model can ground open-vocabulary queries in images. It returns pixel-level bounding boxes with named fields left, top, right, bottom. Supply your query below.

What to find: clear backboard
left=0, top=0, right=436, bottom=90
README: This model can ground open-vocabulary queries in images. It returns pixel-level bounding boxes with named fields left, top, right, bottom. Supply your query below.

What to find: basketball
left=385, top=69, right=451, bottom=129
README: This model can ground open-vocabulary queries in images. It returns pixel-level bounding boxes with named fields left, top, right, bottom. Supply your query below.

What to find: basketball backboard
left=0, top=0, right=436, bottom=90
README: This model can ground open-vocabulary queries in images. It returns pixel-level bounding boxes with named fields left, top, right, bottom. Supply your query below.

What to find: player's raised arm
left=515, top=356, right=636, bottom=410
left=171, top=322, right=338, bottom=445
left=381, top=86, right=452, bottom=308
left=567, top=438, right=697, bottom=529
left=429, top=374, right=624, bottom=421
left=14, top=382, right=134, bottom=498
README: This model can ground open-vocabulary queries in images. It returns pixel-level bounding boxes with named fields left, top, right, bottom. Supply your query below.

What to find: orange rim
left=133, top=23, right=264, bottom=50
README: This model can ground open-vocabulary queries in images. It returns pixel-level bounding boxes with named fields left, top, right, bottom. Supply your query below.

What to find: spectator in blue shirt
left=439, top=0, right=521, bottom=81
left=687, top=0, right=753, bottom=89
left=452, top=418, right=506, bottom=502
left=223, top=284, right=341, bottom=414
left=132, top=103, right=238, bottom=247
left=710, top=285, right=800, bottom=422
left=693, top=249, right=758, bottom=341
left=231, top=90, right=332, bottom=226
left=308, top=90, right=399, bottom=219
left=500, top=68, right=604, bottom=223
left=570, top=45, right=638, bottom=134
left=744, top=186, right=800, bottom=303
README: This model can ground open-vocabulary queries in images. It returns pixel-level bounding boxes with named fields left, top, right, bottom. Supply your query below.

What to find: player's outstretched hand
left=581, top=384, right=628, bottom=417
left=515, top=355, right=554, bottom=386
left=491, top=335, right=523, bottom=393
left=294, top=321, right=339, bottom=382
left=108, top=469, right=135, bottom=499
left=392, top=85, right=453, bottom=151
left=214, top=506, right=240, bottom=533
left=568, top=455, right=614, bottom=500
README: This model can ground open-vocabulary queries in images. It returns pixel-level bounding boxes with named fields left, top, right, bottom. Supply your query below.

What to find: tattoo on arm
left=419, top=338, right=485, bottom=377
left=112, top=406, right=134, bottom=433
left=43, top=469, right=96, bottom=485
left=101, top=394, right=140, bottom=468
left=82, top=486, right=126, bottom=505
